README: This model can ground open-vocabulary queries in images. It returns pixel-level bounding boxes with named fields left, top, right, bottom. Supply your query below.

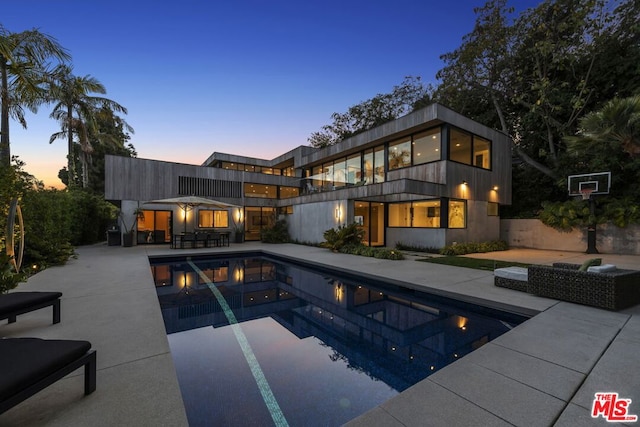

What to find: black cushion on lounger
left=0, top=338, right=91, bottom=402
left=0, top=292, right=62, bottom=324
left=0, top=292, right=62, bottom=313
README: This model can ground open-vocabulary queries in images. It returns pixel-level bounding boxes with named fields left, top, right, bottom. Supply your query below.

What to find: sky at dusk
left=4, top=0, right=542, bottom=188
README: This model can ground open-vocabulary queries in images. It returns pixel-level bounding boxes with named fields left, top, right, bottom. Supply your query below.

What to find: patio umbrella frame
left=143, top=196, right=239, bottom=234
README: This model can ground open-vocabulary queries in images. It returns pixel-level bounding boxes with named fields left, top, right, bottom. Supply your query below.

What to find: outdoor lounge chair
left=527, top=263, right=640, bottom=311
left=0, top=337, right=96, bottom=414
left=0, top=292, right=62, bottom=325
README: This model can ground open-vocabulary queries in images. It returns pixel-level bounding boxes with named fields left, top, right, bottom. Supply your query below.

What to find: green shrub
left=261, top=219, right=291, bottom=243
left=601, top=197, right=640, bottom=228
left=538, top=199, right=592, bottom=231
left=0, top=253, right=27, bottom=294
left=337, top=244, right=404, bottom=260
left=322, top=223, right=365, bottom=251
left=439, top=240, right=508, bottom=256
left=372, top=248, right=404, bottom=260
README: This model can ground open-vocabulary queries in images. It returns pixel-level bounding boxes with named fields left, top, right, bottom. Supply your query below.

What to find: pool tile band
left=188, top=259, right=289, bottom=427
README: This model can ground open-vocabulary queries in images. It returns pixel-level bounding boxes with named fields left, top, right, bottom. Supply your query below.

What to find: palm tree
left=0, top=25, right=70, bottom=168
left=566, top=96, right=640, bottom=158
left=48, top=65, right=129, bottom=188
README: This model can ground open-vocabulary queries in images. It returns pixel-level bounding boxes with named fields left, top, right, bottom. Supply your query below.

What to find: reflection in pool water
left=151, top=255, right=526, bottom=427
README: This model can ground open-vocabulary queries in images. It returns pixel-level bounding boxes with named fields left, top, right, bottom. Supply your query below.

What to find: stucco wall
left=386, top=228, right=446, bottom=250
left=501, top=219, right=640, bottom=255
left=289, top=200, right=346, bottom=244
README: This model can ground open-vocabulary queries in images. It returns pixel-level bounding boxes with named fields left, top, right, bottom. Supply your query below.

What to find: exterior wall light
left=493, top=186, right=499, bottom=191
left=335, top=207, right=342, bottom=221
left=462, top=180, right=468, bottom=185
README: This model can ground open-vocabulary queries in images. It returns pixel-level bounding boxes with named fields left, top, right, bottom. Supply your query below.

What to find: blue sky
left=4, top=0, right=542, bottom=188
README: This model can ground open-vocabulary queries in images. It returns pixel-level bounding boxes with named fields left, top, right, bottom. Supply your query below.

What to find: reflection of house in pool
left=152, top=256, right=520, bottom=389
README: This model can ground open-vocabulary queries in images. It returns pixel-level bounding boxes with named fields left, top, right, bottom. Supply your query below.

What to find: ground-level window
left=198, top=210, right=229, bottom=228
left=137, top=210, right=172, bottom=244
left=448, top=200, right=466, bottom=228
left=277, top=206, right=293, bottom=215
left=388, top=200, right=441, bottom=228
left=487, top=202, right=499, bottom=216
left=354, top=201, right=385, bottom=247
left=244, top=207, right=275, bottom=241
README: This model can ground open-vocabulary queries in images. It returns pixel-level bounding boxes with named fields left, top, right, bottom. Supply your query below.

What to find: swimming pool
left=150, top=253, right=526, bottom=426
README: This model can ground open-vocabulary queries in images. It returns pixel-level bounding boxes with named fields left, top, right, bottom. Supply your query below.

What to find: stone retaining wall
left=500, top=219, right=640, bottom=255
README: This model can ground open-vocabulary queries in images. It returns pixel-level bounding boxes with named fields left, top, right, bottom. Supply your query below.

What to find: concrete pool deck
left=0, top=243, right=638, bottom=426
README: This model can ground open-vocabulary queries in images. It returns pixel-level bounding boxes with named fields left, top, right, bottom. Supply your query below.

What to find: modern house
left=105, top=103, right=511, bottom=249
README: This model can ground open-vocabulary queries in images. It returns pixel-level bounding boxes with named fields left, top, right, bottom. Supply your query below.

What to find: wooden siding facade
left=105, top=103, right=512, bottom=244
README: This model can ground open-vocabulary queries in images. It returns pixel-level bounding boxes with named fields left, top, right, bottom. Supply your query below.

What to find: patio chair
left=0, top=337, right=96, bottom=414
left=180, top=233, right=196, bottom=249
left=208, top=232, right=221, bottom=247
left=0, top=292, right=62, bottom=325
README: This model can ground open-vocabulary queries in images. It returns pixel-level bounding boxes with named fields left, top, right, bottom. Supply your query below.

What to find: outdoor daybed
left=0, top=292, right=62, bottom=325
left=527, top=263, right=640, bottom=311
left=0, top=337, right=96, bottom=414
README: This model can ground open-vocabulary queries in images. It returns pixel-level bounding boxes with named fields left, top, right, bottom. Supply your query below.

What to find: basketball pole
left=586, top=194, right=598, bottom=254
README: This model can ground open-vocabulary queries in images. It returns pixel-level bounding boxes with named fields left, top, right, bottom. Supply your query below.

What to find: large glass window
left=388, top=202, right=412, bottom=227
left=388, top=200, right=441, bottom=228
left=198, top=210, right=229, bottom=228
left=323, top=163, right=334, bottom=189
left=244, top=207, right=275, bottom=241
left=282, top=166, right=295, bottom=177
left=244, top=183, right=277, bottom=198
left=279, top=186, right=299, bottom=199
left=448, top=200, right=466, bottom=228
left=449, top=128, right=472, bottom=165
left=413, top=128, right=441, bottom=165
left=137, top=210, right=171, bottom=243
left=355, top=201, right=385, bottom=246
left=346, top=153, right=361, bottom=185
left=374, top=146, right=385, bottom=183
left=411, top=200, right=441, bottom=228
left=221, top=162, right=240, bottom=170
left=312, top=165, right=323, bottom=188
left=473, top=136, right=491, bottom=169
left=449, top=128, right=491, bottom=170
left=388, top=137, right=411, bottom=170
left=363, top=150, right=373, bottom=184
left=333, top=158, right=346, bottom=188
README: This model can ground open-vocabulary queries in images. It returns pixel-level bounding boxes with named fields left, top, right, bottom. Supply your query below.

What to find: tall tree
left=435, top=0, right=610, bottom=179
left=48, top=65, right=129, bottom=188
left=0, top=25, right=70, bottom=168
left=309, top=76, right=432, bottom=148
left=566, top=96, right=640, bottom=159
left=75, top=106, right=136, bottom=194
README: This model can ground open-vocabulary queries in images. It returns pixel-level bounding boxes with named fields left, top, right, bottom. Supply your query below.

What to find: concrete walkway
left=1, top=243, right=638, bottom=426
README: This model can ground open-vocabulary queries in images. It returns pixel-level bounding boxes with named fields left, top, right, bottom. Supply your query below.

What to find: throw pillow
left=578, top=258, right=602, bottom=272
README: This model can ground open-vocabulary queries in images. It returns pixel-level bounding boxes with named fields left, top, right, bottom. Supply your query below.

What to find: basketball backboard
left=568, top=172, right=611, bottom=197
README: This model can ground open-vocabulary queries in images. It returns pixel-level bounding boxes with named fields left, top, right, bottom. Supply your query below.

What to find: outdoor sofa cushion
left=578, top=258, right=602, bottom=271
left=0, top=337, right=96, bottom=413
left=0, top=292, right=62, bottom=324
left=587, top=264, right=617, bottom=273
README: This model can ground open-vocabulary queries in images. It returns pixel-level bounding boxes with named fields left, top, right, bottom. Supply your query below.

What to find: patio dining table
left=171, top=232, right=231, bottom=249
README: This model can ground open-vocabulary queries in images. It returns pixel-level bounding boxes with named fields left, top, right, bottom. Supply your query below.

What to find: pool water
left=150, top=254, right=525, bottom=427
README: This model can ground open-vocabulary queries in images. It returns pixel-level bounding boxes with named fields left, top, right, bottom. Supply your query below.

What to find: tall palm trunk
left=0, top=56, right=10, bottom=168
left=66, top=103, right=75, bottom=187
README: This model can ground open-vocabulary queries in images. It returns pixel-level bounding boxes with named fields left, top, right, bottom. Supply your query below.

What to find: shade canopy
left=144, top=196, right=240, bottom=233
left=144, top=196, right=239, bottom=210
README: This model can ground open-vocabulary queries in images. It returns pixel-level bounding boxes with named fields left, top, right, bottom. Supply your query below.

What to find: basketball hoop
left=580, top=188, right=594, bottom=200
